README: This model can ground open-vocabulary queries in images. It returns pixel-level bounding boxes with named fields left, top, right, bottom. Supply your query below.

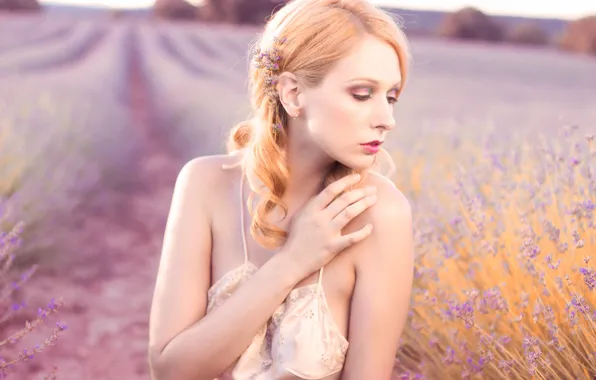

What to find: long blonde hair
left=226, top=0, right=411, bottom=249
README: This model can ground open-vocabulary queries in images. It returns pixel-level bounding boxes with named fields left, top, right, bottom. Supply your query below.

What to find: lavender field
left=0, top=13, right=595, bottom=380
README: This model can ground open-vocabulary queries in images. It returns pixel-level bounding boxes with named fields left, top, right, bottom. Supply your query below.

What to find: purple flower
left=56, top=321, right=68, bottom=331
left=522, top=243, right=541, bottom=259
left=543, top=220, right=560, bottom=242
left=398, top=371, right=426, bottom=380
left=572, top=230, right=585, bottom=248
left=546, top=254, right=560, bottom=269
left=446, top=299, right=475, bottom=328
left=11, top=301, right=25, bottom=311
left=442, top=346, right=456, bottom=365
left=498, top=359, right=514, bottom=373
left=520, top=292, right=529, bottom=308
left=450, top=216, right=463, bottom=226
left=570, top=294, right=591, bottom=314
left=499, top=335, right=511, bottom=345
left=522, top=335, right=543, bottom=374
left=579, top=267, right=596, bottom=290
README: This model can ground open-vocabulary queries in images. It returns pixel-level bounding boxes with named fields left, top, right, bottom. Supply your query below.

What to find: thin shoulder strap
left=239, top=172, right=249, bottom=264
left=317, top=267, right=324, bottom=291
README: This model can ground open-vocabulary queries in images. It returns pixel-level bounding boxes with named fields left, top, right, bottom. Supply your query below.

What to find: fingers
left=330, top=194, right=377, bottom=231
left=331, top=224, right=374, bottom=252
left=310, top=173, right=362, bottom=211
left=323, top=185, right=377, bottom=220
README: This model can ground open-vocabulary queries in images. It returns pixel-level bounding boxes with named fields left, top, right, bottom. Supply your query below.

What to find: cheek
left=310, top=97, right=357, bottom=142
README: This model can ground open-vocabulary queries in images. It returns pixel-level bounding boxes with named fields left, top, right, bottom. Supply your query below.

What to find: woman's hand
left=282, top=173, right=377, bottom=276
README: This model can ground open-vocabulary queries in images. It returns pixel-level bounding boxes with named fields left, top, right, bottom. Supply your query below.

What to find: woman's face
left=300, top=34, right=402, bottom=171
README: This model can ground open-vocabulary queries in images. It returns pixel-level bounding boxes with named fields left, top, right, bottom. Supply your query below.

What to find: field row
left=0, top=19, right=261, bottom=267
left=0, top=21, right=142, bottom=263
left=0, top=16, right=595, bottom=379
left=0, top=18, right=594, bottom=260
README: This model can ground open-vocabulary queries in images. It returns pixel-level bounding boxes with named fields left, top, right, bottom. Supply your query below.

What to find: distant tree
left=507, top=22, right=549, bottom=46
left=0, top=0, right=41, bottom=12
left=198, top=0, right=235, bottom=23
left=110, top=9, right=125, bottom=20
left=559, top=15, right=596, bottom=55
left=235, top=0, right=285, bottom=24
left=154, top=0, right=199, bottom=20
left=438, top=7, right=504, bottom=42
left=199, top=0, right=285, bottom=24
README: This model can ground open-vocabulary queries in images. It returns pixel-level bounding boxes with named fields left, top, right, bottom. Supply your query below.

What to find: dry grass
left=391, top=126, right=595, bottom=379
left=0, top=15, right=594, bottom=379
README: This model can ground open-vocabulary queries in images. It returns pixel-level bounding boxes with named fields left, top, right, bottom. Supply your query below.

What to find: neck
left=282, top=121, right=336, bottom=209
left=242, top=122, right=338, bottom=217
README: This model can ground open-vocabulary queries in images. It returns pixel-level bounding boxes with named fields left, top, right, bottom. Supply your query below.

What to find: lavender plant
left=0, top=206, right=67, bottom=379
left=0, top=21, right=142, bottom=266
left=394, top=125, right=595, bottom=379
left=0, top=21, right=73, bottom=54
left=0, top=21, right=107, bottom=75
left=137, top=24, right=252, bottom=159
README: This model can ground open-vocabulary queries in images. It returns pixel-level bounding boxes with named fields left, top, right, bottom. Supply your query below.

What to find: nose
left=372, top=103, right=396, bottom=132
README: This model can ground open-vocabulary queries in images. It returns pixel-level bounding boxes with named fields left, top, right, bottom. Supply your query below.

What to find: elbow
left=148, top=346, right=212, bottom=380
left=148, top=347, right=176, bottom=380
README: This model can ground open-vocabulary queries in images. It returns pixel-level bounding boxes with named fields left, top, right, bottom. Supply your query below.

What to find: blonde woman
left=148, top=0, right=414, bottom=379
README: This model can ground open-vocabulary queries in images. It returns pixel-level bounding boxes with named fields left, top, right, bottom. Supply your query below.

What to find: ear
left=276, top=72, right=303, bottom=118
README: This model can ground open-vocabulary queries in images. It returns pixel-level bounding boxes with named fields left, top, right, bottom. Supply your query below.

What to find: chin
left=334, top=153, right=376, bottom=171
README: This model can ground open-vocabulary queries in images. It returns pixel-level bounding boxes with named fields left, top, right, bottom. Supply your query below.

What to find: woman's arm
left=341, top=178, right=414, bottom=380
left=147, top=157, right=304, bottom=380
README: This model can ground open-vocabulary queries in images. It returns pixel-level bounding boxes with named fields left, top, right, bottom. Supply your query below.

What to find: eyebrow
left=347, top=77, right=401, bottom=90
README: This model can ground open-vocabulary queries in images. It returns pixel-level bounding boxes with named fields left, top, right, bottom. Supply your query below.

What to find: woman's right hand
left=281, top=173, right=378, bottom=276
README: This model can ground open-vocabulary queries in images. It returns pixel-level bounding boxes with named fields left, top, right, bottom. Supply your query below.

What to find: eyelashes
left=352, top=93, right=399, bottom=104
left=352, top=94, right=370, bottom=101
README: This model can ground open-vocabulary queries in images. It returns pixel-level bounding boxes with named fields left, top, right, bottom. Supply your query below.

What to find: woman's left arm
left=341, top=180, right=414, bottom=380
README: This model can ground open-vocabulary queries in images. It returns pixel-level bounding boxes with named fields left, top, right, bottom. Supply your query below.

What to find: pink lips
left=361, top=140, right=382, bottom=154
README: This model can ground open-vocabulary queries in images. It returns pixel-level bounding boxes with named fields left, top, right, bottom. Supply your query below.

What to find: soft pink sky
left=39, top=0, right=596, bottom=20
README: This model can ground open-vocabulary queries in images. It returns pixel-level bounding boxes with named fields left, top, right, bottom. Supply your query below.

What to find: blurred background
left=0, top=0, right=594, bottom=379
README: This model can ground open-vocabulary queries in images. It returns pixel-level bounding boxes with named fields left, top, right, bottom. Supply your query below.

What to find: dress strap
left=239, top=172, right=249, bottom=264
left=317, top=267, right=324, bottom=290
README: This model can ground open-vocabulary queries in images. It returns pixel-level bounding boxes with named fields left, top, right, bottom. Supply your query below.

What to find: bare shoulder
left=173, top=153, right=241, bottom=207
left=346, top=171, right=413, bottom=266
left=361, top=171, right=411, bottom=222
left=149, top=153, right=242, bottom=359
left=340, top=176, right=414, bottom=378
left=176, top=153, right=239, bottom=186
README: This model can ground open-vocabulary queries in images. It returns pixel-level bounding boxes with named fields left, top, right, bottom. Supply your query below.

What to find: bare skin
left=148, top=33, right=414, bottom=380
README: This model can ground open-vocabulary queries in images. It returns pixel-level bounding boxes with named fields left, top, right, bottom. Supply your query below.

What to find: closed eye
left=352, top=94, right=370, bottom=101
left=353, top=94, right=399, bottom=104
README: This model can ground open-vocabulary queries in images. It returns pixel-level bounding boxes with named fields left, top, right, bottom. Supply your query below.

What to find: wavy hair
left=225, top=0, right=411, bottom=249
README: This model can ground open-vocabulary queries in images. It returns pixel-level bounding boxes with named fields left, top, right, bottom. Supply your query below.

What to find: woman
left=148, top=0, right=414, bottom=379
